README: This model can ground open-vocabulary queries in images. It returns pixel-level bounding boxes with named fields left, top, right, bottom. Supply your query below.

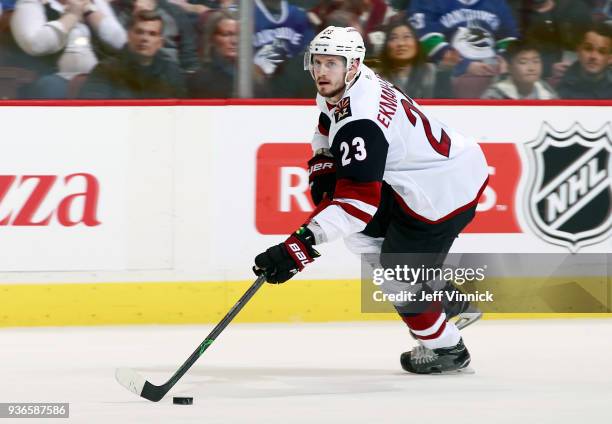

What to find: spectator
left=215, top=0, right=237, bottom=8
left=188, top=9, right=237, bottom=97
left=309, top=0, right=387, bottom=34
left=166, top=0, right=209, bottom=16
left=590, top=0, right=612, bottom=25
left=390, top=0, right=410, bottom=13
left=319, top=9, right=371, bottom=54
left=482, top=40, right=557, bottom=99
left=362, top=0, right=390, bottom=33
left=9, top=0, right=126, bottom=98
left=0, top=0, right=14, bottom=66
left=0, top=0, right=12, bottom=29
left=1, top=1, right=15, bottom=65
left=176, top=0, right=236, bottom=12
left=255, top=8, right=355, bottom=98
left=292, top=0, right=317, bottom=9
left=166, top=0, right=236, bottom=15
left=1, top=0, right=16, bottom=14
left=322, top=8, right=363, bottom=31
left=253, top=0, right=314, bottom=77
left=0, top=0, right=14, bottom=17
left=506, top=0, right=522, bottom=22
left=408, top=0, right=519, bottom=78
left=308, top=0, right=391, bottom=58
left=79, top=9, right=186, bottom=98
left=557, top=23, right=612, bottom=98
left=377, top=20, right=447, bottom=98
left=519, top=0, right=593, bottom=79
left=113, top=0, right=199, bottom=71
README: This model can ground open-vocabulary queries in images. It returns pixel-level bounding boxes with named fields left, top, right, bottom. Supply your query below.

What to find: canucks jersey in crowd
left=1, top=0, right=15, bottom=11
left=254, top=0, right=314, bottom=60
left=408, top=0, right=519, bottom=73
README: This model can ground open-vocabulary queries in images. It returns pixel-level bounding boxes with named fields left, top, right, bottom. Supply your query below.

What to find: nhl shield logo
left=524, top=123, right=612, bottom=252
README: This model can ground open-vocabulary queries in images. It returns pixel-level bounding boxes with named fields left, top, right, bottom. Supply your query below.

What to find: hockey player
left=253, top=26, right=489, bottom=374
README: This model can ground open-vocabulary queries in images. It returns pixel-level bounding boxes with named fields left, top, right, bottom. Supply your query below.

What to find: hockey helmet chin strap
left=336, top=59, right=361, bottom=102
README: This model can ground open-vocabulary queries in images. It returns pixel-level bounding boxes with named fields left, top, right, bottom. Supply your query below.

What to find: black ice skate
left=400, top=338, right=471, bottom=374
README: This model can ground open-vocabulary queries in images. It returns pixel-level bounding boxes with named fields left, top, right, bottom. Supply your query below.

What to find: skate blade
left=453, top=311, right=483, bottom=331
left=436, top=365, right=475, bottom=375
left=406, top=365, right=476, bottom=376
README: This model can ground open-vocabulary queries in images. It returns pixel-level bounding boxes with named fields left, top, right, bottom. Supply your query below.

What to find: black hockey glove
left=308, top=152, right=336, bottom=206
left=253, top=227, right=320, bottom=284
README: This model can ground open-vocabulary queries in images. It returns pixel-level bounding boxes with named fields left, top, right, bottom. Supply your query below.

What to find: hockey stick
left=115, top=275, right=267, bottom=402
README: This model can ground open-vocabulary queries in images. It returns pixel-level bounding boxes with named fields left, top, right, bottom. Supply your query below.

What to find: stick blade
left=115, top=368, right=147, bottom=397
left=115, top=368, right=167, bottom=402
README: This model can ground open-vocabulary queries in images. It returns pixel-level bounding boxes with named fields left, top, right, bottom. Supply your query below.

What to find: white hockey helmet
left=304, top=26, right=366, bottom=83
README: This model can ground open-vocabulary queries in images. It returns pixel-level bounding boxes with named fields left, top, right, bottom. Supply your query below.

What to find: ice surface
left=1, top=320, right=611, bottom=424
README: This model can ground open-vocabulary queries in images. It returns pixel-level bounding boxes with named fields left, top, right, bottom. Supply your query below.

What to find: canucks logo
left=452, top=24, right=495, bottom=60
left=524, top=123, right=612, bottom=252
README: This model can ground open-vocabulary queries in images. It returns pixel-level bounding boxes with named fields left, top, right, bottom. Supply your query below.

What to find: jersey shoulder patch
left=333, top=97, right=352, bottom=123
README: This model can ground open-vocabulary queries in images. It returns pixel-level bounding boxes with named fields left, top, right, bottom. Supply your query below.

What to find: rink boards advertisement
left=0, top=100, right=610, bottom=326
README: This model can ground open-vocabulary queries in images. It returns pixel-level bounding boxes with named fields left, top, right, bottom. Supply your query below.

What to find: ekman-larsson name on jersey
left=377, top=76, right=398, bottom=128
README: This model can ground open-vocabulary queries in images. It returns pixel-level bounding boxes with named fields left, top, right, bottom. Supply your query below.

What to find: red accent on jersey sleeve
left=317, top=112, right=331, bottom=136
left=334, top=179, right=382, bottom=208
left=330, top=200, right=373, bottom=224
left=304, top=197, right=332, bottom=224
left=317, top=123, right=329, bottom=136
left=304, top=179, right=380, bottom=228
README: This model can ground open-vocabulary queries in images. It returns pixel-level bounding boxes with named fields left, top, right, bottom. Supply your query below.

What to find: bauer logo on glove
left=307, top=151, right=336, bottom=206
left=308, top=160, right=334, bottom=175
left=253, top=226, right=320, bottom=284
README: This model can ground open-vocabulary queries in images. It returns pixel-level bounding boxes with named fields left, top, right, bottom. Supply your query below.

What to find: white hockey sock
left=414, top=320, right=461, bottom=350
left=401, top=309, right=461, bottom=350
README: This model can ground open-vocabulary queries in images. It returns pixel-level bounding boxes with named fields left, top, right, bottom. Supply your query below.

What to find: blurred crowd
left=0, top=0, right=611, bottom=99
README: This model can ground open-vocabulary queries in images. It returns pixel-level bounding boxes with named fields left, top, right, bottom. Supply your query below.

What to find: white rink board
left=0, top=104, right=609, bottom=282
left=0, top=107, right=174, bottom=273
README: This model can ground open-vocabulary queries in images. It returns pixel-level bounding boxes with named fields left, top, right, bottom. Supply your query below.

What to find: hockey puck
left=173, top=397, right=193, bottom=405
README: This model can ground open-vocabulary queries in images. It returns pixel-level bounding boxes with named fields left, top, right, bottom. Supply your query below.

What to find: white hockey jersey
left=309, top=64, right=488, bottom=243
